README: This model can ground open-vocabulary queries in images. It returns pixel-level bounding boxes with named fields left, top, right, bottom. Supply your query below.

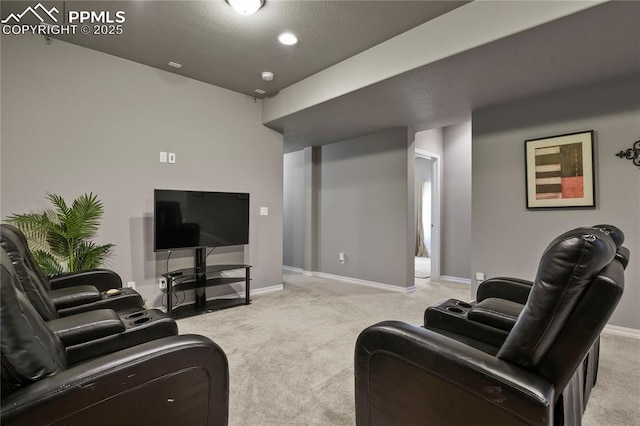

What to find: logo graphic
left=1, top=2, right=59, bottom=24
left=2, top=2, right=125, bottom=36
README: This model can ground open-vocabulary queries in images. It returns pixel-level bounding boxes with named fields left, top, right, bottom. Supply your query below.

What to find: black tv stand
left=162, top=248, right=251, bottom=319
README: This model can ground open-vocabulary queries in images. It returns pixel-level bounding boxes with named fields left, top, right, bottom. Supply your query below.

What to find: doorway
left=415, top=150, right=441, bottom=281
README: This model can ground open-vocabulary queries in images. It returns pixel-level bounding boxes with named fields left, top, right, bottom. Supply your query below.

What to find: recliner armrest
left=476, top=277, right=533, bottom=304
left=468, top=298, right=523, bottom=331
left=424, top=299, right=509, bottom=349
left=48, top=285, right=101, bottom=309
left=355, top=321, right=555, bottom=426
left=49, top=269, right=122, bottom=292
left=64, top=309, right=178, bottom=365
left=56, top=288, right=143, bottom=317
left=47, top=309, right=125, bottom=346
left=1, top=335, right=229, bottom=426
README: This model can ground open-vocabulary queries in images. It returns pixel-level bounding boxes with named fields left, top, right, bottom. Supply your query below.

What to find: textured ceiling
left=264, top=1, right=640, bottom=151
left=1, top=0, right=468, bottom=97
left=4, top=1, right=637, bottom=152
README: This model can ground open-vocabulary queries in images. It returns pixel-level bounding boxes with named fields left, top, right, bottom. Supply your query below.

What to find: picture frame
left=525, top=130, right=595, bottom=209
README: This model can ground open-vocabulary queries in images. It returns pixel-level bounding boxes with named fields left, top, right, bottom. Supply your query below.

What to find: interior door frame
left=415, top=149, right=441, bottom=281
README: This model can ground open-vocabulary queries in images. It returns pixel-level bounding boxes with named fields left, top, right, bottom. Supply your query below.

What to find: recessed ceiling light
left=278, top=32, right=298, bottom=46
left=261, top=71, right=274, bottom=81
left=168, top=61, right=182, bottom=69
left=227, top=0, right=264, bottom=16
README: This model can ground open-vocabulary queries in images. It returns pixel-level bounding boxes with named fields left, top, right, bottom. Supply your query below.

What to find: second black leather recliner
left=466, top=224, right=630, bottom=410
left=0, top=224, right=143, bottom=316
left=1, top=247, right=178, bottom=364
left=356, top=227, right=625, bottom=426
left=0, top=250, right=229, bottom=426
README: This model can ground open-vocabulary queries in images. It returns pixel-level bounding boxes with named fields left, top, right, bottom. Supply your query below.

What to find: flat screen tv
left=154, top=189, right=249, bottom=251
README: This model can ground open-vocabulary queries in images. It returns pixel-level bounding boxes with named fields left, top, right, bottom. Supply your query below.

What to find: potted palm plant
left=7, top=192, right=114, bottom=277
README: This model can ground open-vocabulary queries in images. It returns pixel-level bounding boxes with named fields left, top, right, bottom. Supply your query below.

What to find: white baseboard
left=239, top=284, right=284, bottom=297
left=313, top=271, right=416, bottom=294
left=282, top=266, right=316, bottom=276
left=602, top=324, right=640, bottom=339
left=283, top=266, right=415, bottom=293
left=439, top=275, right=472, bottom=285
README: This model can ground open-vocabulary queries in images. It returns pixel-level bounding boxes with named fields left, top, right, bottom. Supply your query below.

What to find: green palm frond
left=58, top=193, right=102, bottom=241
left=6, top=192, right=114, bottom=276
left=46, top=192, right=70, bottom=223
left=5, top=212, right=50, bottom=245
left=32, top=250, right=64, bottom=276
left=47, top=229, right=73, bottom=258
left=75, top=241, right=114, bottom=271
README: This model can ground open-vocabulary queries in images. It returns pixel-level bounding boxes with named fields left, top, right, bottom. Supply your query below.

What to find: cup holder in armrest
left=445, top=306, right=465, bottom=314
left=125, top=311, right=147, bottom=319
left=132, top=317, right=151, bottom=325
left=455, top=301, right=473, bottom=309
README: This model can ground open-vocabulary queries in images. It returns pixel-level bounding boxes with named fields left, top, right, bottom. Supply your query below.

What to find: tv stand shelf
left=162, top=263, right=251, bottom=319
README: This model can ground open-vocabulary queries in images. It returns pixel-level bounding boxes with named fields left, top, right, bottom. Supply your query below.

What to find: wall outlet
left=260, top=207, right=269, bottom=216
left=168, top=152, right=176, bottom=163
left=126, top=281, right=136, bottom=290
left=159, top=277, right=167, bottom=290
left=339, top=252, right=345, bottom=264
left=475, top=272, right=486, bottom=282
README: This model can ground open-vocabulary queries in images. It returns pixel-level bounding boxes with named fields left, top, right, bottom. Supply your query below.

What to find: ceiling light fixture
left=227, top=0, right=264, bottom=16
left=261, top=71, right=274, bottom=81
left=278, top=32, right=298, bottom=46
left=168, top=61, right=182, bottom=69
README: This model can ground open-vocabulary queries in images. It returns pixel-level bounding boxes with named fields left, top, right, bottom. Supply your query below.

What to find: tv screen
left=154, top=189, right=249, bottom=251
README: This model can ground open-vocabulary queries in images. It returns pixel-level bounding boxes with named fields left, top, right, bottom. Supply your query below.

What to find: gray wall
left=1, top=35, right=284, bottom=307
left=283, top=150, right=305, bottom=269
left=442, top=122, right=472, bottom=279
left=317, top=128, right=413, bottom=287
left=472, top=75, right=640, bottom=329
left=283, top=128, right=413, bottom=287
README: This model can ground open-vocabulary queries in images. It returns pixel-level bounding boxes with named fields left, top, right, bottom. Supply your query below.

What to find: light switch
left=160, top=151, right=167, bottom=163
left=260, top=207, right=268, bottom=216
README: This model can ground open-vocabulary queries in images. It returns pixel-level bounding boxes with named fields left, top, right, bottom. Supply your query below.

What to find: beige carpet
left=178, top=272, right=640, bottom=426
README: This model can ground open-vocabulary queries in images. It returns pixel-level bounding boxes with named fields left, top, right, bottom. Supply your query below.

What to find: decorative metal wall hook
left=615, top=140, right=640, bottom=169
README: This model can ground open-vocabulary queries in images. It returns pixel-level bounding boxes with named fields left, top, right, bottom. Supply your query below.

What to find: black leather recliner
left=0, top=224, right=143, bottom=316
left=468, top=224, right=630, bottom=410
left=0, top=255, right=229, bottom=425
left=1, top=246, right=178, bottom=365
left=355, top=227, right=624, bottom=426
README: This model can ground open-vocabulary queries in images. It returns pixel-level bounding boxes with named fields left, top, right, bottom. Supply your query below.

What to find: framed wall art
left=525, top=130, right=595, bottom=209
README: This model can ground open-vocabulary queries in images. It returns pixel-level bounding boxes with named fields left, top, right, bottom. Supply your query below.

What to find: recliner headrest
left=0, top=249, right=66, bottom=397
left=592, top=224, right=624, bottom=247
left=591, top=224, right=629, bottom=269
left=0, top=224, right=59, bottom=320
left=497, top=227, right=616, bottom=369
